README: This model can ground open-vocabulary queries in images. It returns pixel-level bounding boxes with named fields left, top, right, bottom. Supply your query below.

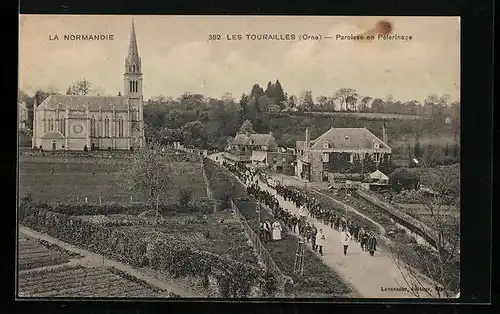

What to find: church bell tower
left=124, top=21, right=142, bottom=98
left=124, top=20, right=145, bottom=148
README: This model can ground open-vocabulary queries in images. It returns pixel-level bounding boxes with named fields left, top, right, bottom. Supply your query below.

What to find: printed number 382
left=208, top=34, right=222, bottom=41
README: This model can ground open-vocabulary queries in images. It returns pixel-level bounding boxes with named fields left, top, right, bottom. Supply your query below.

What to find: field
left=18, top=233, right=75, bottom=270
left=18, top=264, right=175, bottom=298
left=281, top=111, right=427, bottom=121
left=18, top=155, right=207, bottom=205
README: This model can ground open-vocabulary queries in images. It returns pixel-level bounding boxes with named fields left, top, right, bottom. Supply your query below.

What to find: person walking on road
left=317, top=229, right=326, bottom=256
left=367, top=233, right=378, bottom=256
left=311, top=224, right=318, bottom=251
left=341, top=229, right=352, bottom=256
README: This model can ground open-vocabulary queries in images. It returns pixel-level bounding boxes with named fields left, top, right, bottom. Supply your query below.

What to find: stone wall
left=310, top=151, right=324, bottom=182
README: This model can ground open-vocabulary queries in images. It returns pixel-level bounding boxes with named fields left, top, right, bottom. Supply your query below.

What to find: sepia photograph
left=17, top=15, right=460, bottom=299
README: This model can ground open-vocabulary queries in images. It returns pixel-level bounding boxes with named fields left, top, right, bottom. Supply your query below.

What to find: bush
left=389, top=169, right=420, bottom=192
left=178, top=190, right=193, bottom=210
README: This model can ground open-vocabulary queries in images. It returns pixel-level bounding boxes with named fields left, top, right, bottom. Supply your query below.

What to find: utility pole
left=294, top=236, right=305, bottom=276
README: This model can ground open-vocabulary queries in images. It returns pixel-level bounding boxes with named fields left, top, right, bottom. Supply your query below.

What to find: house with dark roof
left=296, top=125, right=392, bottom=183
left=223, top=132, right=278, bottom=165
left=32, top=22, right=145, bottom=151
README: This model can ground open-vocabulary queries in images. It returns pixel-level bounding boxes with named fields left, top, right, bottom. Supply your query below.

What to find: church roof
left=37, top=94, right=128, bottom=111
left=41, top=131, right=65, bottom=139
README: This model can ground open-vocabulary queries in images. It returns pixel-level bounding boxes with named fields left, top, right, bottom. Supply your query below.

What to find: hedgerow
left=19, top=196, right=279, bottom=297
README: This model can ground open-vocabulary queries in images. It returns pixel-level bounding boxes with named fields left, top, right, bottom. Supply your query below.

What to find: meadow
left=18, top=155, right=207, bottom=205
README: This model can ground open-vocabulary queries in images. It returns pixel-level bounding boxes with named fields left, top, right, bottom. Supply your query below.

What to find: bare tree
left=66, top=79, right=92, bottom=96
left=119, top=141, right=191, bottom=215
left=389, top=164, right=460, bottom=298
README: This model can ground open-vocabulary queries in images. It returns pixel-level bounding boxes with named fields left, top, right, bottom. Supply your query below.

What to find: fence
left=201, top=159, right=217, bottom=213
left=356, top=189, right=458, bottom=257
left=230, top=200, right=293, bottom=296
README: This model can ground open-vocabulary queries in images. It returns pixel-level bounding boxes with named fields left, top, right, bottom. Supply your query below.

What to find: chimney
left=382, top=121, right=388, bottom=144
left=305, top=127, right=310, bottom=149
left=304, top=127, right=311, bottom=162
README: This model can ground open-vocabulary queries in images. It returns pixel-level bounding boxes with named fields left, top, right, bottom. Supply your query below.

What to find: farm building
left=32, top=21, right=145, bottom=151
left=223, top=132, right=278, bottom=165
left=295, top=125, right=392, bottom=183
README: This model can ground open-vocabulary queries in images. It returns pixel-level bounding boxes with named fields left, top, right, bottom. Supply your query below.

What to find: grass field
left=18, top=155, right=207, bottom=205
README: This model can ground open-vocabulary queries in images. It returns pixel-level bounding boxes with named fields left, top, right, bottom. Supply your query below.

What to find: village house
left=19, top=102, right=29, bottom=130
left=295, top=125, right=392, bottom=183
left=224, top=132, right=278, bottom=165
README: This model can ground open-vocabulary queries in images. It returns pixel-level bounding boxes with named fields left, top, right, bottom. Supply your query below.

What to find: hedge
left=18, top=196, right=279, bottom=297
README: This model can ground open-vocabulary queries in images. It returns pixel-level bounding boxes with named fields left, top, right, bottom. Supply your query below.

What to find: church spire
left=128, top=20, right=140, bottom=59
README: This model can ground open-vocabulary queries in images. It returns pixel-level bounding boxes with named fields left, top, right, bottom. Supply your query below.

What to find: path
left=257, top=181, right=437, bottom=298
left=19, top=226, right=204, bottom=298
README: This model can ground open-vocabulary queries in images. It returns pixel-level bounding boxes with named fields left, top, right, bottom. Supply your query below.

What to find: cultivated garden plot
left=18, top=265, right=176, bottom=298
left=19, top=157, right=207, bottom=205
left=18, top=233, right=75, bottom=270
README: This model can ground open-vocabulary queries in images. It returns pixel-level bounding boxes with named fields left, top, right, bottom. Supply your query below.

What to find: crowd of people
left=221, top=160, right=378, bottom=257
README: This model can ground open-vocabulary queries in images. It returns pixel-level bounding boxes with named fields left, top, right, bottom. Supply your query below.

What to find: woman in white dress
left=272, top=220, right=282, bottom=240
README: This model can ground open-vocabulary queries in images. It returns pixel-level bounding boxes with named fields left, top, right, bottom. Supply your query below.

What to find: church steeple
left=124, top=20, right=142, bottom=98
left=128, top=20, right=140, bottom=60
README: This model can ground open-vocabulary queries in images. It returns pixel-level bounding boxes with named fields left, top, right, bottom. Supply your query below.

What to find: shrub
left=178, top=189, right=193, bottom=211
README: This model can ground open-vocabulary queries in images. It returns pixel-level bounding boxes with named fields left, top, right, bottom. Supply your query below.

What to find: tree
left=238, top=119, right=255, bottom=134
left=273, top=80, right=286, bottom=103
left=67, top=79, right=92, bottom=96
left=120, top=141, right=190, bottom=205
left=181, top=121, right=207, bottom=148
left=333, top=88, right=359, bottom=111
left=359, top=96, right=372, bottom=112
left=298, top=90, right=314, bottom=111
left=389, top=165, right=460, bottom=298
left=414, top=138, right=423, bottom=160
left=264, top=81, right=274, bottom=98
left=250, top=84, right=265, bottom=98
left=371, top=98, right=384, bottom=113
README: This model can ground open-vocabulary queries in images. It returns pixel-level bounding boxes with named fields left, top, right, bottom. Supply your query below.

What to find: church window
left=90, top=117, right=96, bottom=136
left=132, top=64, right=136, bottom=72
left=118, top=117, right=124, bottom=137
left=49, top=118, right=54, bottom=131
left=129, top=81, right=133, bottom=93
left=104, top=117, right=110, bottom=137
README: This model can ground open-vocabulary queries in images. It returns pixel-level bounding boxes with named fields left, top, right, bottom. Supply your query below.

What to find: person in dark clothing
left=311, top=224, right=318, bottom=251
left=361, top=231, right=369, bottom=251
left=259, top=222, right=265, bottom=241
left=367, top=233, right=377, bottom=256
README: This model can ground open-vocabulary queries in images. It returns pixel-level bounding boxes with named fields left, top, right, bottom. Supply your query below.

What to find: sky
left=19, top=15, right=460, bottom=103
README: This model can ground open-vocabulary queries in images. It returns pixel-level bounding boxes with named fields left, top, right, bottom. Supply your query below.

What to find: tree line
left=18, top=79, right=460, bottom=155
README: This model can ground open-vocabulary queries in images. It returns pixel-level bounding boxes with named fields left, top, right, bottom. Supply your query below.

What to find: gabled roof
left=232, top=133, right=275, bottom=146
left=370, top=169, right=389, bottom=180
left=37, top=94, right=128, bottom=111
left=309, top=127, right=391, bottom=151
left=41, top=131, right=65, bottom=139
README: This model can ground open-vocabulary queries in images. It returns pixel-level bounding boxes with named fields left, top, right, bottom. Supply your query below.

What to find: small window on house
left=374, top=152, right=381, bottom=163
left=323, top=153, right=329, bottom=162
left=345, top=136, right=350, bottom=140
left=349, top=154, right=354, bottom=163
left=323, top=142, right=329, bottom=148
left=374, top=142, right=380, bottom=149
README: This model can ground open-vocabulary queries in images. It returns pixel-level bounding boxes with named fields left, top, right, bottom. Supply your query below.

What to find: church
left=32, top=22, right=146, bottom=151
